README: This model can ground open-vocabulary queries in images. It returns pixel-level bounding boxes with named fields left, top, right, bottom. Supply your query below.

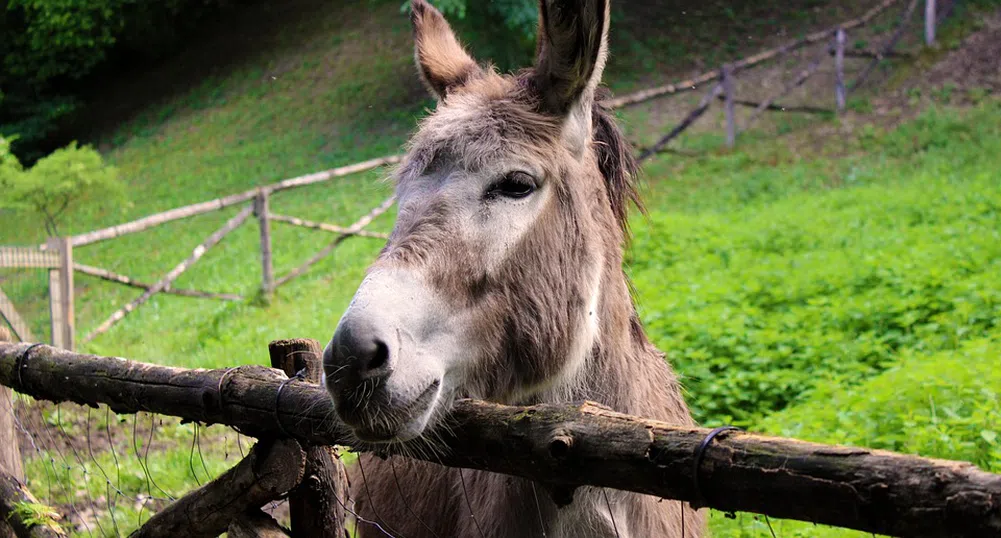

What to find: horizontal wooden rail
left=74, top=263, right=243, bottom=302
left=1, top=343, right=998, bottom=538
left=273, top=196, right=395, bottom=289
left=268, top=213, right=389, bottom=239
left=0, top=247, right=59, bottom=269
left=54, top=155, right=403, bottom=249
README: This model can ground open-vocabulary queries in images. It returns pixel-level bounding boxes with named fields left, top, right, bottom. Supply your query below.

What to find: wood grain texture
left=130, top=439, right=304, bottom=538
left=1, top=343, right=999, bottom=537
left=268, top=339, right=348, bottom=538
left=0, top=470, right=65, bottom=538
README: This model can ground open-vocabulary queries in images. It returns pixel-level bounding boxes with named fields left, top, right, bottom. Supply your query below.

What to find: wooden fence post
left=0, top=327, right=21, bottom=538
left=835, top=28, right=847, bottom=112
left=45, top=238, right=73, bottom=350
left=722, top=64, right=736, bottom=147
left=268, top=339, right=348, bottom=538
left=925, top=0, right=936, bottom=45
left=254, top=191, right=274, bottom=301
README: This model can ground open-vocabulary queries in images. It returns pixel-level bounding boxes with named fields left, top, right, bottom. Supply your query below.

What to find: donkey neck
left=534, top=257, right=695, bottom=427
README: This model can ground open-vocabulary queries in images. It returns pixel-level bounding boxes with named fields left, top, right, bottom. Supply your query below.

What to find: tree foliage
left=405, top=0, right=538, bottom=70
left=0, top=136, right=123, bottom=236
left=0, top=0, right=242, bottom=163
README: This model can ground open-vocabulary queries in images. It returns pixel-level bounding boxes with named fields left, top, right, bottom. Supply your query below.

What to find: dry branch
left=73, top=264, right=243, bottom=302
left=131, top=438, right=305, bottom=538
left=604, top=0, right=902, bottom=108
left=273, top=197, right=395, bottom=289
left=0, top=471, right=65, bottom=538
left=2, top=343, right=999, bottom=537
left=82, top=205, right=253, bottom=344
left=268, top=214, right=389, bottom=240
left=637, top=83, right=723, bottom=163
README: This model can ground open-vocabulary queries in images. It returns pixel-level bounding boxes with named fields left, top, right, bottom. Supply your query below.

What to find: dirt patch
left=13, top=400, right=189, bottom=460
left=924, top=15, right=1001, bottom=92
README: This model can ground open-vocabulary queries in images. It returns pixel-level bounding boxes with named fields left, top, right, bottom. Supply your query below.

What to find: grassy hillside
left=0, top=0, right=916, bottom=363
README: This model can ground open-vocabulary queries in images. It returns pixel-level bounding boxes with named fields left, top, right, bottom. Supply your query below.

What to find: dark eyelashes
left=484, top=171, right=537, bottom=200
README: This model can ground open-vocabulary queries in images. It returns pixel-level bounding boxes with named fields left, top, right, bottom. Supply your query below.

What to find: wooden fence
left=0, top=340, right=998, bottom=537
left=0, top=0, right=946, bottom=351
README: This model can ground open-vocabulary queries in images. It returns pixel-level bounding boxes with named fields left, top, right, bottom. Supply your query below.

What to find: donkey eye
left=486, top=172, right=537, bottom=200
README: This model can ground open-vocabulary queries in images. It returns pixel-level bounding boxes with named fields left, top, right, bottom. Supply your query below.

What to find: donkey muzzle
left=322, top=312, right=442, bottom=442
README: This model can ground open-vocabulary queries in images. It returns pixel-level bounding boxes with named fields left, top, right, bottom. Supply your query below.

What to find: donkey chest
left=465, top=484, right=628, bottom=538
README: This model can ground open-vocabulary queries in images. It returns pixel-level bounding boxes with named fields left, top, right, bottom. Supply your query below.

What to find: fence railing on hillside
left=0, top=0, right=949, bottom=351
left=0, top=340, right=998, bottom=537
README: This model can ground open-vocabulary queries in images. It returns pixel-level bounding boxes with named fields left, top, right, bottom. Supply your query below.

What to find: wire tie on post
left=274, top=368, right=307, bottom=438
left=691, top=425, right=741, bottom=509
left=15, top=343, right=45, bottom=392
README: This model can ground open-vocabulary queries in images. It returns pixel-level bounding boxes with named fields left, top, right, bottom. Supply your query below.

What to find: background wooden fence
left=0, top=0, right=947, bottom=350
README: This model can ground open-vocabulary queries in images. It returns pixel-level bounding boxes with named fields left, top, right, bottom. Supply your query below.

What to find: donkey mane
left=591, top=88, right=642, bottom=234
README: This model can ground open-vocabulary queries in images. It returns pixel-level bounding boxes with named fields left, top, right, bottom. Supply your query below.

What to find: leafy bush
left=0, top=137, right=123, bottom=236
left=628, top=102, right=1001, bottom=426
left=630, top=175, right=1001, bottom=426
left=708, top=335, right=1001, bottom=537
left=759, top=335, right=1001, bottom=473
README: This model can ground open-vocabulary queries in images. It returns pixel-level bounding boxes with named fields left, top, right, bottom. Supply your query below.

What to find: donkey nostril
left=367, top=339, right=390, bottom=372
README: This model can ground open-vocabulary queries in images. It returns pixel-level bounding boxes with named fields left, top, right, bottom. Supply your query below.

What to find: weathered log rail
left=1, top=342, right=998, bottom=538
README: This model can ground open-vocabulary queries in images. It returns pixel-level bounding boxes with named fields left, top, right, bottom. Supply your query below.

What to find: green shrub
left=0, top=137, right=123, bottom=236
left=708, top=335, right=1001, bottom=537
left=627, top=102, right=1001, bottom=426
left=759, top=335, right=1001, bottom=472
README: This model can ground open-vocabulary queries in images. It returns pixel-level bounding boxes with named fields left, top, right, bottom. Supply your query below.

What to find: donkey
left=322, top=0, right=704, bottom=536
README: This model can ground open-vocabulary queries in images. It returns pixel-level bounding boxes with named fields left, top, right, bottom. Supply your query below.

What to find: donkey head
left=323, top=0, right=636, bottom=443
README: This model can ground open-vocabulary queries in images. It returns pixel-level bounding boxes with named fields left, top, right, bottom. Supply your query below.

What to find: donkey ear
left=410, top=0, right=482, bottom=100
left=532, top=0, right=610, bottom=116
